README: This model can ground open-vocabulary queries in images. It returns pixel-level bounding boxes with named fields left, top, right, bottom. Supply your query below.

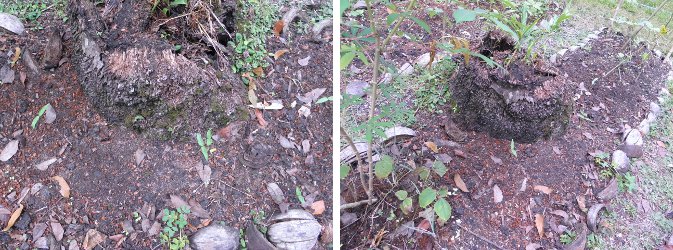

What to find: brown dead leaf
left=535, top=214, right=544, bottom=238
left=425, top=141, right=438, bottom=153
left=2, top=204, right=23, bottom=232
left=83, top=229, right=106, bottom=250
left=254, top=109, right=268, bottom=128
left=51, top=221, right=64, bottom=241
left=169, top=195, right=189, bottom=210
left=274, top=49, right=289, bottom=60
left=52, top=176, right=70, bottom=198
left=577, top=195, right=588, bottom=212
left=427, top=41, right=436, bottom=69
left=533, top=185, right=553, bottom=195
left=310, top=200, right=325, bottom=215
left=454, top=174, right=469, bottom=193
left=273, top=20, right=284, bottom=36
left=417, top=219, right=430, bottom=231
left=252, top=67, right=264, bottom=77
left=19, top=71, right=25, bottom=84
left=11, top=47, right=21, bottom=65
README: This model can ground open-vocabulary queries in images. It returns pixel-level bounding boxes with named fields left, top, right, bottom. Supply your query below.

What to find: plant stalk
left=340, top=126, right=368, bottom=198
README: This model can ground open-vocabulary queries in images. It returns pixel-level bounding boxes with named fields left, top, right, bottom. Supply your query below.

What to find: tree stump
left=69, top=0, right=244, bottom=140
left=450, top=31, right=577, bottom=143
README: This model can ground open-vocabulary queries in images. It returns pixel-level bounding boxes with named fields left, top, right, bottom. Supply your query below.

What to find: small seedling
left=560, top=230, right=577, bottom=244
left=133, top=212, right=141, bottom=223
left=159, top=206, right=190, bottom=250
left=195, top=129, right=214, bottom=161
left=510, top=139, right=518, bottom=157
left=295, top=186, right=305, bottom=204
left=31, top=104, right=51, bottom=129
left=578, top=111, right=593, bottom=122
left=617, top=172, right=637, bottom=192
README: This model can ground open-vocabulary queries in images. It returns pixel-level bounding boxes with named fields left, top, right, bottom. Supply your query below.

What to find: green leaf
left=453, top=8, right=477, bottom=24
left=340, top=52, right=356, bottom=70
left=418, top=188, right=437, bottom=208
left=295, top=186, right=305, bottom=204
left=316, top=96, right=333, bottom=104
left=31, top=104, right=51, bottom=129
left=394, top=190, right=408, bottom=200
left=434, top=198, right=452, bottom=222
left=206, top=129, right=213, bottom=146
left=201, top=146, right=209, bottom=161
left=196, top=133, right=205, bottom=147
left=386, top=13, right=401, bottom=25
left=401, top=198, right=413, bottom=214
left=340, top=164, right=351, bottom=179
left=418, top=167, right=430, bottom=181
left=340, top=0, right=350, bottom=17
left=438, top=186, right=449, bottom=198
left=432, top=160, right=447, bottom=177
left=408, top=16, right=431, bottom=33
left=374, top=155, right=394, bottom=179
left=510, top=139, right=517, bottom=157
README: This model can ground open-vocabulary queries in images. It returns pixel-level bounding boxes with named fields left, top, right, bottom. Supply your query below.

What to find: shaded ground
left=340, top=0, right=672, bottom=249
left=0, top=1, right=333, bottom=249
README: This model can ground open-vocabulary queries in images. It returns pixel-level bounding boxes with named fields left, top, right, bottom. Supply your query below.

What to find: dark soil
left=340, top=1, right=670, bottom=249
left=0, top=1, right=332, bottom=249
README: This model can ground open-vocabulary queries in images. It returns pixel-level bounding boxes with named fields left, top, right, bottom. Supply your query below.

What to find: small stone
left=569, top=45, right=580, bottom=52
left=0, top=65, right=14, bottom=84
left=623, top=129, right=643, bottom=146
left=44, top=105, right=57, bottom=124
left=399, top=62, right=414, bottom=76
left=352, top=0, right=367, bottom=10
left=0, top=13, right=25, bottom=35
left=587, top=34, right=599, bottom=40
left=549, top=54, right=557, bottom=64
left=611, top=150, right=630, bottom=173
left=413, top=53, right=432, bottom=67
left=190, top=224, right=239, bottom=250
left=344, top=80, right=369, bottom=97
left=638, top=119, right=650, bottom=135
left=650, top=102, right=662, bottom=117
left=558, top=49, right=568, bottom=56
left=617, top=144, right=643, bottom=158
left=268, top=209, right=321, bottom=250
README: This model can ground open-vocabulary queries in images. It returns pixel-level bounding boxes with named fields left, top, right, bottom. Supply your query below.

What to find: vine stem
left=363, top=0, right=417, bottom=205
left=340, top=126, right=368, bottom=198
left=622, top=0, right=669, bottom=50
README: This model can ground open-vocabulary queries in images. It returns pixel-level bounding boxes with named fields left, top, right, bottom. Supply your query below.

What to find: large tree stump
left=450, top=31, right=577, bottom=143
left=69, top=0, right=244, bottom=140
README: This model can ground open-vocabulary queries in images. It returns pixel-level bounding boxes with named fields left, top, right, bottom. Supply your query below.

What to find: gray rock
left=549, top=54, right=557, bottom=64
left=623, top=129, right=643, bottom=146
left=558, top=49, right=568, bottom=57
left=352, top=0, right=367, bottom=10
left=617, top=144, right=643, bottom=158
left=650, top=102, right=661, bottom=118
left=611, top=150, right=630, bottom=173
left=0, top=13, right=25, bottom=35
left=638, top=119, right=650, bottom=135
left=399, top=62, right=414, bottom=76
left=587, top=34, right=599, bottom=40
left=268, top=209, right=321, bottom=250
left=344, top=80, right=369, bottom=97
left=0, top=64, right=14, bottom=84
left=190, top=224, right=239, bottom=250
left=569, top=45, right=580, bottom=52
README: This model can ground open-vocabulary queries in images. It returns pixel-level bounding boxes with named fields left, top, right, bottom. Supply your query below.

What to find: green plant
left=249, top=209, right=267, bottom=234
left=195, top=129, right=213, bottom=161
left=0, top=0, right=68, bottom=27
left=426, top=7, right=444, bottom=18
left=414, top=59, right=458, bottom=112
left=560, top=230, right=577, bottom=244
left=151, top=0, right=188, bottom=16
left=586, top=233, right=602, bottom=249
left=510, top=139, right=518, bottom=157
left=133, top=212, right=141, bottom=223
left=618, top=172, right=637, bottom=192
left=31, top=104, right=51, bottom=129
left=228, top=0, right=277, bottom=74
left=160, top=206, right=190, bottom=250
left=239, top=229, right=247, bottom=249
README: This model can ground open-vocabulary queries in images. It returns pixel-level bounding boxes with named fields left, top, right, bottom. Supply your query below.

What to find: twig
left=341, top=127, right=370, bottom=199
left=458, top=224, right=505, bottom=250
left=218, top=180, right=253, bottom=198
left=611, top=0, right=625, bottom=28
left=340, top=198, right=379, bottom=210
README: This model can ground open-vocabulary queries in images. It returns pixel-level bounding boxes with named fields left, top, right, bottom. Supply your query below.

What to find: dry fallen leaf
left=252, top=67, right=264, bottom=77
left=526, top=243, right=542, bottom=250
left=298, top=56, right=311, bottom=66
left=83, top=229, right=106, bottom=250
left=254, top=109, right=268, bottom=128
left=425, top=141, right=438, bottom=153
left=51, top=221, right=64, bottom=241
left=195, top=163, right=211, bottom=186
left=493, top=185, right=503, bottom=203
left=535, top=214, right=544, bottom=238
left=577, top=195, right=588, bottom=212
left=52, top=176, right=70, bottom=198
left=454, top=174, right=469, bottom=193
left=310, top=200, right=325, bottom=215
left=274, top=49, right=289, bottom=60
left=533, top=185, right=553, bottom=195
left=0, top=140, right=19, bottom=162
left=169, top=195, right=189, bottom=210
left=2, top=204, right=23, bottom=232
left=11, top=47, right=21, bottom=65
left=272, top=20, right=284, bottom=36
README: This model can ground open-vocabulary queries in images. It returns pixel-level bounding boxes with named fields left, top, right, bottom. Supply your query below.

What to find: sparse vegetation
left=195, top=129, right=214, bottom=161
left=229, top=0, right=278, bottom=74
left=159, top=206, right=190, bottom=250
left=0, top=0, right=68, bottom=28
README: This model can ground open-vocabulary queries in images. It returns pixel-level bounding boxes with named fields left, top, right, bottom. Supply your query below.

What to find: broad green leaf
left=453, top=9, right=477, bottom=24
left=196, top=133, right=205, bottom=147
left=432, top=160, right=447, bottom=177
left=340, top=52, right=356, bottom=70
left=206, top=129, right=213, bottom=146
left=340, top=0, right=351, bottom=17
left=340, top=164, right=351, bottom=179
left=395, top=190, right=408, bottom=200
left=418, top=188, right=437, bottom=208
left=419, top=167, right=430, bottom=181
left=408, top=16, right=431, bottom=33
left=375, top=155, right=394, bottom=179
left=295, top=186, right=305, bottom=204
left=201, top=147, right=209, bottom=161
left=434, top=198, right=452, bottom=222
left=401, top=197, right=413, bottom=214
left=386, top=13, right=401, bottom=25
left=316, top=96, right=333, bottom=104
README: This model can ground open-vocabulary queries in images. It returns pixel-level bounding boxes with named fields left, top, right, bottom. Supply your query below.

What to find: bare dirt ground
left=0, top=1, right=333, bottom=249
left=340, top=0, right=673, bottom=249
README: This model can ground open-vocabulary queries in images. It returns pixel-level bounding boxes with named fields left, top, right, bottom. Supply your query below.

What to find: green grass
left=0, top=0, right=68, bottom=29
left=570, top=0, right=673, bottom=51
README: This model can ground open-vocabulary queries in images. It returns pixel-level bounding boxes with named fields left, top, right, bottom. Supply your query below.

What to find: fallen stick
left=340, top=199, right=378, bottom=210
